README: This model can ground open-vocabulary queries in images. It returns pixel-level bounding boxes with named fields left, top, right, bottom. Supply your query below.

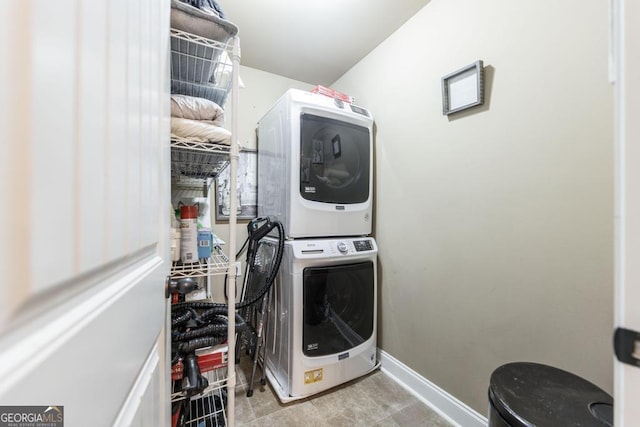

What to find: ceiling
left=220, top=0, right=431, bottom=86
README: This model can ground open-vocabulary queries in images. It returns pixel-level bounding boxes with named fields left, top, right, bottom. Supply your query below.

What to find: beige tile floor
left=233, top=357, right=454, bottom=426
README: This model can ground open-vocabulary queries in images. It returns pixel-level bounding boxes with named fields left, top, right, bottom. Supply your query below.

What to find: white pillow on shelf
left=171, top=94, right=225, bottom=126
left=171, top=117, right=232, bottom=145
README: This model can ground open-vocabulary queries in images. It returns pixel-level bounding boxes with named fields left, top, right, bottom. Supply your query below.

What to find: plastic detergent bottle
left=197, top=227, right=213, bottom=259
left=180, top=204, right=199, bottom=263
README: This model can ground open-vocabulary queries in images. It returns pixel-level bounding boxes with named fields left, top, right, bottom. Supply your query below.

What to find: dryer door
left=299, top=113, right=370, bottom=204
left=302, top=261, right=374, bottom=357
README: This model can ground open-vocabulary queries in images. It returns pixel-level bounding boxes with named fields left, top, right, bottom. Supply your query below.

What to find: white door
left=613, top=0, right=640, bottom=425
left=0, top=1, right=170, bottom=426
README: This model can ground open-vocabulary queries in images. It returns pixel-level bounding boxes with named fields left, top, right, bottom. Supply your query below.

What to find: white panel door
left=613, top=0, right=640, bottom=425
left=0, top=1, right=171, bottom=426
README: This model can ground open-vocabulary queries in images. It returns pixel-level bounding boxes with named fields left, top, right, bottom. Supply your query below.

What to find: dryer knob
left=337, top=241, right=348, bottom=253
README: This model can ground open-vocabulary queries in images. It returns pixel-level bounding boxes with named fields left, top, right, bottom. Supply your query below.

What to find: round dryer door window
left=299, top=113, right=371, bottom=204
left=302, top=261, right=375, bottom=357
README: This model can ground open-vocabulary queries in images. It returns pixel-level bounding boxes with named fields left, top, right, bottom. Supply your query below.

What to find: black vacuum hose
left=172, top=301, right=227, bottom=311
left=171, top=311, right=192, bottom=328
left=172, top=306, right=247, bottom=330
left=172, top=323, right=227, bottom=341
left=175, top=336, right=225, bottom=354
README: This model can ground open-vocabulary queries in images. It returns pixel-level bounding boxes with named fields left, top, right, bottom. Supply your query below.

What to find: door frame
left=613, top=0, right=640, bottom=425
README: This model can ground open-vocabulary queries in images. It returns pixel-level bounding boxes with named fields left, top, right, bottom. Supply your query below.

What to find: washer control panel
left=353, top=239, right=373, bottom=252
left=293, top=237, right=377, bottom=258
left=336, top=239, right=374, bottom=255
left=332, top=238, right=376, bottom=255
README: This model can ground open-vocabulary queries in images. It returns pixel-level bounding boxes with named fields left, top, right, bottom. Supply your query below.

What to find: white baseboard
left=378, top=349, right=488, bottom=427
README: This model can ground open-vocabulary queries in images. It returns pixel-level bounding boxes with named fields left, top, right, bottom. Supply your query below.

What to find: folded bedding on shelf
left=171, top=95, right=225, bottom=126
left=171, top=0, right=238, bottom=43
left=171, top=117, right=231, bottom=145
left=177, top=0, right=227, bottom=19
left=171, top=79, right=230, bottom=108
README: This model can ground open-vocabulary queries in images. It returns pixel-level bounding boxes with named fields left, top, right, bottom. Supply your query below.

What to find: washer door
left=302, top=261, right=374, bottom=357
left=299, top=113, right=370, bottom=204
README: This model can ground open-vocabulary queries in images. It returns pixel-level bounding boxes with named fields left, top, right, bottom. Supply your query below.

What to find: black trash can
left=488, top=362, right=613, bottom=427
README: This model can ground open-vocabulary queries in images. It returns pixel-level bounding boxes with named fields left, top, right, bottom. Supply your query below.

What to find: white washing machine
left=264, top=236, right=378, bottom=402
left=257, top=89, right=374, bottom=239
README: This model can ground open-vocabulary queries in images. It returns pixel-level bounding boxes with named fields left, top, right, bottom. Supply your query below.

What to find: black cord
left=237, top=220, right=285, bottom=309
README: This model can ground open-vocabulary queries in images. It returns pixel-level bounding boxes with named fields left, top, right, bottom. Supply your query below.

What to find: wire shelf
left=184, top=390, right=227, bottom=427
left=169, top=22, right=240, bottom=426
left=171, top=138, right=233, bottom=154
left=171, top=362, right=229, bottom=402
left=170, top=250, right=229, bottom=278
left=172, top=366, right=228, bottom=427
left=170, top=28, right=233, bottom=53
left=171, top=139, right=231, bottom=180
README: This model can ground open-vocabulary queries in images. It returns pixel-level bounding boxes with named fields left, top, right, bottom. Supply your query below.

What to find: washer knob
left=337, top=241, right=348, bottom=253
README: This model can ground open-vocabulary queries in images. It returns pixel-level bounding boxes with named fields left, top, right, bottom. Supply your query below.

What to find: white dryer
left=257, top=89, right=374, bottom=239
left=264, top=236, right=378, bottom=402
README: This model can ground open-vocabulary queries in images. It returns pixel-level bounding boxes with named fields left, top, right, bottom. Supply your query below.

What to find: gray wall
left=333, top=0, right=614, bottom=414
left=226, top=0, right=615, bottom=415
left=228, top=66, right=312, bottom=151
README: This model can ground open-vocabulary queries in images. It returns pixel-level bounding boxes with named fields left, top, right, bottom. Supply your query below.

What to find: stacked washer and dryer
left=257, top=89, right=378, bottom=402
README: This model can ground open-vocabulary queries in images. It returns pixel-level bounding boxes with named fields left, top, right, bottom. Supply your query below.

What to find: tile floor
left=233, top=357, right=454, bottom=426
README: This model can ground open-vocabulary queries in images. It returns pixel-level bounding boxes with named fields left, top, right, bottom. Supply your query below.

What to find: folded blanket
left=171, top=94, right=225, bottom=126
left=171, top=0, right=238, bottom=42
left=178, top=0, right=226, bottom=19
left=171, top=117, right=231, bottom=145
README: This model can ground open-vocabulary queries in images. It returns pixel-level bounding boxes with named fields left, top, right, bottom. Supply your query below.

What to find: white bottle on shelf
left=170, top=227, right=181, bottom=262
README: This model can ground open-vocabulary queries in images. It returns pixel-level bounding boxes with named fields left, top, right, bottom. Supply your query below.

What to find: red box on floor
left=171, top=344, right=228, bottom=381
left=311, top=85, right=355, bottom=104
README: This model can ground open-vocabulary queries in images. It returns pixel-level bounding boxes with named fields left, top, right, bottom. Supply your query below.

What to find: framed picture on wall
left=215, top=150, right=257, bottom=221
left=442, top=60, right=485, bottom=115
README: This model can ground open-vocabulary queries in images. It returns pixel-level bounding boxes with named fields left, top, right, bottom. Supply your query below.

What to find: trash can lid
left=489, top=362, right=613, bottom=427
